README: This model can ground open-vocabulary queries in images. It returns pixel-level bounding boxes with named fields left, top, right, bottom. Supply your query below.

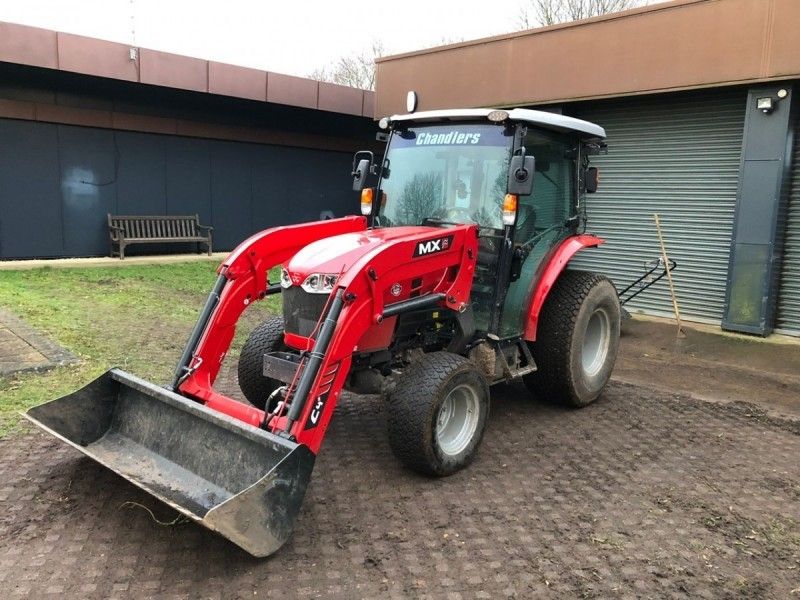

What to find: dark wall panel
left=210, top=141, right=253, bottom=250
left=251, top=146, right=293, bottom=229
left=58, top=126, right=117, bottom=256
left=303, top=148, right=357, bottom=221
left=250, top=146, right=356, bottom=234
left=0, top=120, right=63, bottom=258
left=115, top=131, right=167, bottom=215
left=165, top=137, right=211, bottom=221
left=0, top=118, right=362, bottom=258
left=275, top=146, right=355, bottom=224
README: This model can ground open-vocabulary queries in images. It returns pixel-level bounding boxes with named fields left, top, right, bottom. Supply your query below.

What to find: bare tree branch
left=309, top=40, right=385, bottom=91
left=518, top=0, right=653, bottom=28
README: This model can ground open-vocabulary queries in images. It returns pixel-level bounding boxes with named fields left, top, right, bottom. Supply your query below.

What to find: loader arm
left=177, top=218, right=478, bottom=454
left=175, top=216, right=367, bottom=423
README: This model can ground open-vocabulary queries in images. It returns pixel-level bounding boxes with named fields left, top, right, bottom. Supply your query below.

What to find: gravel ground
left=2, top=371, right=799, bottom=599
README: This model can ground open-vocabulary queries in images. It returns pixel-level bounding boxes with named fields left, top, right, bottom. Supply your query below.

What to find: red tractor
left=27, top=108, right=619, bottom=557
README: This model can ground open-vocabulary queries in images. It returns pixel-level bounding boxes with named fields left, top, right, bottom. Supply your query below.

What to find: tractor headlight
left=301, top=273, right=339, bottom=294
left=280, top=268, right=293, bottom=288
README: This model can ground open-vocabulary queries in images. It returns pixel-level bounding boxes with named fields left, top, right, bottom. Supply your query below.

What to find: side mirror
left=352, top=158, right=370, bottom=191
left=351, top=151, right=374, bottom=191
left=507, top=154, right=535, bottom=196
left=585, top=167, right=599, bottom=193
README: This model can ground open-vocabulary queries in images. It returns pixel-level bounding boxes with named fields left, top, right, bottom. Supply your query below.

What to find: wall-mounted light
left=757, top=97, right=774, bottom=114
left=406, top=90, right=418, bottom=113
left=757, top=89, right=789, bottom=115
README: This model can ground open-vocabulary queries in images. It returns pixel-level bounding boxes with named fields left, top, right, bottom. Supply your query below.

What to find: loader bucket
left=25, top=369, right=314, bottom=557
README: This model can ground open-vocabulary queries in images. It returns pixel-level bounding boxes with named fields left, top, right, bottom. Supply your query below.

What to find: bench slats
left=108, top=214, right=212, bottom=259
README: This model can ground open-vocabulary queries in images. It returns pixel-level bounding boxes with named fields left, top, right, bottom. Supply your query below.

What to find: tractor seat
left=475, top=205, right=536, bottom=268
left=476, top=233, right=500, bottom=268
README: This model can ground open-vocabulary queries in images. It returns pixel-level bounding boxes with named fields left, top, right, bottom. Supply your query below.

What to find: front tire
left=524, top=270, right=620, bottom=407
left=387, top=352, right=490, bottom=476
left=238, top=316, right=287, bottom=410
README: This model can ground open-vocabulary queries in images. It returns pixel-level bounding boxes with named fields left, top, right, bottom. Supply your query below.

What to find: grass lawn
left=0, top=261, right=280, bottom=437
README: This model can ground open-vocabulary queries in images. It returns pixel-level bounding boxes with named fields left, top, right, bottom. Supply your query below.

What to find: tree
left=517, top=0, right=652, bottom=29
left=309, top=40, right=385, bottom=91
left=398, top=172, right=443, bottom=226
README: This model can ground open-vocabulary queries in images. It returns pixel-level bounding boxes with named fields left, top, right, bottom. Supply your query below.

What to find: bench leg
left=120, top=242, right=126, bottom=260
left=207, top=237, right=212, bottom=256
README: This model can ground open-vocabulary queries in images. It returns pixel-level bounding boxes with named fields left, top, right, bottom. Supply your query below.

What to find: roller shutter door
left=569, top=90, right=746, bottom=323
left=776, top=122, right=800, bottom=335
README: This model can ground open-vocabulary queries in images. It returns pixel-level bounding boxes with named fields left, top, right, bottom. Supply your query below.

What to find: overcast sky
left=0, top=0, right=531, bottom=78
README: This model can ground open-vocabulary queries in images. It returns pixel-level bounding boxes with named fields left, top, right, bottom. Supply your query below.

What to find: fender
left=523, top=234, right=604, bottom=341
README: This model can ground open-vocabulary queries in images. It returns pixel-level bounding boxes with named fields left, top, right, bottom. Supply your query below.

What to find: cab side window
left=515, top=130, right=576, bottom=245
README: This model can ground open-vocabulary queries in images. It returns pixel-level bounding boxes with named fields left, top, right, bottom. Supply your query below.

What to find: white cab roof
left=388, top=108, right=605, bottom=139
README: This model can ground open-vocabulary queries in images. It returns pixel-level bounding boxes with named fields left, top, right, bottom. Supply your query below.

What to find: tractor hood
left=284, top=226, right=446, bottom=284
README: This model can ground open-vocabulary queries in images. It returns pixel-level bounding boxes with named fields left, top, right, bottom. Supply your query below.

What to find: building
left=375, top=0, right=800, bottom=337
left=0, top=21, right=376, bottom=260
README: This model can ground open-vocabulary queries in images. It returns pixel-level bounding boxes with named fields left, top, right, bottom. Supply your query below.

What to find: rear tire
left=524, top=270, right=620, bottom=407
left=387, top=352, right=490, bottom=476
left=238, top=316, right=287, bottom=410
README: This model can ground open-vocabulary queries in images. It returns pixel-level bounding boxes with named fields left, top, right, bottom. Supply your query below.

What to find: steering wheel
left=443, top=207, right=475, bottom=223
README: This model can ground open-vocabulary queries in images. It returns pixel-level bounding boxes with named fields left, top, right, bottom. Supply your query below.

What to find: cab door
left=499, top=130, right=579, bottom=337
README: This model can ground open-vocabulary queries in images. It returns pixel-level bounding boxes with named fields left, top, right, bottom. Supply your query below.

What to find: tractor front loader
left=27, top=107, right=621, bottom=557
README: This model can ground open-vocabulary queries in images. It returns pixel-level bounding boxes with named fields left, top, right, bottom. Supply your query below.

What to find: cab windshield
left=376, top=123, right=514, bottom=230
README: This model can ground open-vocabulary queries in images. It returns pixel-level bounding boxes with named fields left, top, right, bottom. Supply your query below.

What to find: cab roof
left=387, top=108, right=605, bottom=139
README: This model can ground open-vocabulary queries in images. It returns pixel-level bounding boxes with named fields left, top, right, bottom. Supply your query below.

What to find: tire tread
left=387, top=352, right=488, bottom=476
left=238, top=316, right=286, bottom=409
left=525, top=270, right=617, bottom=407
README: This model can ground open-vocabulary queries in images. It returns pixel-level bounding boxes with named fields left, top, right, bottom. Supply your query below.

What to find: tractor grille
left=282, top=287, right=329, bottom=338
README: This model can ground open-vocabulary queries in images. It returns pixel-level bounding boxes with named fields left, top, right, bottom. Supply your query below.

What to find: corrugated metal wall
left=776, top=119, right=800, bottom=334
left=0, top=118, right=357, bottom=259
left=570, top=90, right=746, bottom=323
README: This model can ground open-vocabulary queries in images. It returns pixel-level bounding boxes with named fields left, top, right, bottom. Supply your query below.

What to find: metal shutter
left=776, top=121, right=800, bottom=335
left=569, top=89, right=746, bottom=323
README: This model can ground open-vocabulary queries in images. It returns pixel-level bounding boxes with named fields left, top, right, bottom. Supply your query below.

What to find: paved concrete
left=616, top=316, right=800, bottom=419
left=2, top=290, right=798, bottom=597
left=0, top=309, right=78, bottom=377
left=3, top=367, right=799, bottom=598
left=0, top=253, right=228, bottom=270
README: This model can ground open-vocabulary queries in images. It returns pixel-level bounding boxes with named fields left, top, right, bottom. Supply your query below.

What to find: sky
left=0, top=0, right=531, bottom=78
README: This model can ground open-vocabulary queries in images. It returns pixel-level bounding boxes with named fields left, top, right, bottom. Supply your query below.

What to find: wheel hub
left=582, top=307, right=611, bottom=377
left=436, top=382, right=481, bottom=457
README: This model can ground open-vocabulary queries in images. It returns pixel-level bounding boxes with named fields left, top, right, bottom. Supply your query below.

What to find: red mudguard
left=522, top=234, right=604, bottom=342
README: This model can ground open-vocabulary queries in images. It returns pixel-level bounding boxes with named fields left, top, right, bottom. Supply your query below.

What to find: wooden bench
left=108, top=214, right=213, bottom=259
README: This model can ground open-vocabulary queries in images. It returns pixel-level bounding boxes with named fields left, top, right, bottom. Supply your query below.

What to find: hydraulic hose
left=284, top=288, right=345, bottom=431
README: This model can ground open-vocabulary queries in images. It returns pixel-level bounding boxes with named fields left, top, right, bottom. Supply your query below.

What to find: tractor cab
left=355, top=108, right=605, bottom=336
